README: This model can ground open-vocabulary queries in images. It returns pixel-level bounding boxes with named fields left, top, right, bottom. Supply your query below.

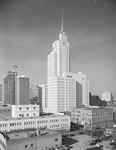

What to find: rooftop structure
left=0, top=128, right=62, bottom=150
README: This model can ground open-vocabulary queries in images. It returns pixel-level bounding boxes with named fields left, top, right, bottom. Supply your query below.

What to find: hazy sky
left=0, top=0, right=116, bottom=98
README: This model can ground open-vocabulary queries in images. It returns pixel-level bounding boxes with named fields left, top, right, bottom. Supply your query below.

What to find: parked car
left=89, top=140, right=97, bottom=145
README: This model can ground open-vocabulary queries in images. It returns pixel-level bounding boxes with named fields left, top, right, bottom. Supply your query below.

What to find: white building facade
left=72, top=72, right=89, bottom=107
left=47, top=75, right=76, bottom=113
left=0, top=114, right=70, bottom=132
left=42, top=17, right=90, bottom=114
left=12, top=105, right=40, bottom=118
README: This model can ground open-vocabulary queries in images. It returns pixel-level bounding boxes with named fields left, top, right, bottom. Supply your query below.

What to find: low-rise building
left=0, top=128, right=62, bottom=150
left=12, top=105, right=40, bottom=118
left=71, top=107, right=113, bottom=129
left=0, top=113, right=70, bottom=132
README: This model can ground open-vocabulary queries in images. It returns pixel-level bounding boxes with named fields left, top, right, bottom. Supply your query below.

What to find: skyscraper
left=15, top=75, right=30, bottom=105
left=47, top=15, right=69, bottom=78
left=3, top=71, right=17, bottom=105
left=46, top=15, right=77, bottom=113
left=42, top=14, right=89, bottom=113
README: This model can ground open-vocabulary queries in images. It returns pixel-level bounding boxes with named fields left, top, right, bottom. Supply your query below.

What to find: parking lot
left=62, top=134, right=112, bottom=150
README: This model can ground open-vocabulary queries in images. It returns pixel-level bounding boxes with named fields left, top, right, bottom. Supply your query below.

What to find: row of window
left=0, top=118, right=69, bottom=128
left=19, top=107, right=36, bottom=110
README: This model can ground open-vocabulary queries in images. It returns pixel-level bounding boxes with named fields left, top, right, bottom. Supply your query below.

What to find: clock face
left=62, top=41, right=66, bottom=46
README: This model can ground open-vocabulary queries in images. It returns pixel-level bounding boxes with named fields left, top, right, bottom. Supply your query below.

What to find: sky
left=0, top=0, right=116, bottom=98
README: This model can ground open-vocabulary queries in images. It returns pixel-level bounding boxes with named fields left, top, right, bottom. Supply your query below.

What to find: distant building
left=72, top=72, right=89, bottom=107
left=29, top=84, right=39, bottom=99
left=0, top=128, right=62, bottom=150
left=3, top=71, right=17, bottom=105
left=39, top=84, right=48, bottom=114
left=12, top=104, right=40, bottom=118
left=71, top=107, right=113, bottom=129
left=0, top=84, right=2, bottom=103
left=16, top=75, right=30, bottom=105
left=102, top=91, right=113, bottom=105
left=89, top=93, right=107, bottom=107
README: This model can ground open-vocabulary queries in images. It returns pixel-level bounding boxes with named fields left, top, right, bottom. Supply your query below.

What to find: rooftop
left=2, top=128, right=59, bottom=140
left=0, top=113, right=69, bottom=121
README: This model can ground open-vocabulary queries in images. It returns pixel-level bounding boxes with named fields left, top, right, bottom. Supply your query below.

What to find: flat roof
left=3, top=128, right=60, bottom=140
left=73, top=107, right=113, bottom=110
left=0, top=113, right=69, bottom=122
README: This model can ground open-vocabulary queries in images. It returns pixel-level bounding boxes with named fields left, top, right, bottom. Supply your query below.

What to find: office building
left=16, top=75, right=30, bottom=105
left=46, top=17, right=78, bottom=113
left=71, top=107, right=113, bottom=129
left=0, top=128, right=62, bottom=150
left=3, top=71, right=17, bottom=105
left=41, top=16, right=90, bottom=113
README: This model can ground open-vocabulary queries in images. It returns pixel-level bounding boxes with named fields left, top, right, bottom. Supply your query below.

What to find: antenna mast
left=61, top=11, right=64, bottom=32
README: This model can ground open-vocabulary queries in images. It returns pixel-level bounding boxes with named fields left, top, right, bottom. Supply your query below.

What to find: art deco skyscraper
left=47, top=15, right=76, bottom=113
left=47, top=14, right=70, bottom=78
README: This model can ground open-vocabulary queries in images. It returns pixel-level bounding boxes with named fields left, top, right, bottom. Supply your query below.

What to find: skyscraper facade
left=3, top=71, right=17, bottom=105
left=15, top=75, right=30, bottom=105
left=47, top=18, right=69, bottom=78
left=43, top=15, right=89, bottom=113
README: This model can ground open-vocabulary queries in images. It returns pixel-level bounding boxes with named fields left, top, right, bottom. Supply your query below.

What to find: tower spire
left=61, top=11, right=64, bottom=32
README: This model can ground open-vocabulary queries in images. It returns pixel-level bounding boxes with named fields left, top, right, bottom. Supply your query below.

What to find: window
left=55, top=138, right=58, bottom=141
left=19, top=107, right=21, bottom=110
left=31, top=144, right=34, bottom=147
left=25, top=145, right=28, bottom=148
